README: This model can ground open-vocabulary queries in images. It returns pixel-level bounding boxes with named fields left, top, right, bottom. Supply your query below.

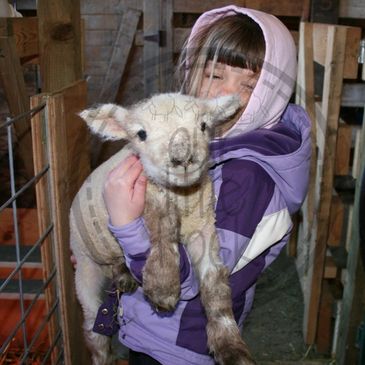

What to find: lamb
left=70, top=92, right=255, bottom=365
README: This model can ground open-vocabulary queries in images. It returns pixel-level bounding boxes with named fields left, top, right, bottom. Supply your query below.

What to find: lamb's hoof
left=214, top=344, right=256, bottom=365
left=143, top=284, right=180, bottom=312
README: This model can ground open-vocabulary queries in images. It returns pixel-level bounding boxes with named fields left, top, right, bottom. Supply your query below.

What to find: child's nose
left=219, top=79, right=240, bottom=95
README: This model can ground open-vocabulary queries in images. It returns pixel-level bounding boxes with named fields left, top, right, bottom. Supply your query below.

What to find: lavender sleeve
left=108, top=217, right=199, bottom=299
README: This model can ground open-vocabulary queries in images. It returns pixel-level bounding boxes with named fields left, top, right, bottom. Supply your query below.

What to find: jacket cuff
left=108, top=217, right=151, bottom=257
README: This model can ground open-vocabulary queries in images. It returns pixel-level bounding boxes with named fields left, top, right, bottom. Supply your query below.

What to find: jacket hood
left=188, top=6, right=297, bottom=137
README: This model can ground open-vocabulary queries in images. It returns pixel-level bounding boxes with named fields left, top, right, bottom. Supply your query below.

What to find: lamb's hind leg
left=187, top=231, right=256, bottom=365
left=75, top=254, right=113, bottom=365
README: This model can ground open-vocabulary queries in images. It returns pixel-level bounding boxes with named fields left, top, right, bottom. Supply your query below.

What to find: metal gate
left=0, top=104, right=63, bottom=364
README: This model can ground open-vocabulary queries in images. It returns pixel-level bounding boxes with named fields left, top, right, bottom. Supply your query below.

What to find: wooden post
left=99, top=7, right=141, bottom=102
left=37, top=0, right=82, bottom=92
left=34, top=80, right=90, bottom=364
left=305, top=25, right=347, bottom=345
left=30, top=95, right=59, bottom=363
left=336, top=113, right=365, bottom=365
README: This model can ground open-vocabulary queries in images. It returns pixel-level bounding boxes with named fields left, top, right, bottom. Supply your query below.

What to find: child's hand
left=103, top=155, right=147, bottom=227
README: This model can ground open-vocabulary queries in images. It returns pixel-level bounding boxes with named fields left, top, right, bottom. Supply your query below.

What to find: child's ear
left=203, top=94, right=242, bottom=126
left=78, top=103, right=129, bottom=141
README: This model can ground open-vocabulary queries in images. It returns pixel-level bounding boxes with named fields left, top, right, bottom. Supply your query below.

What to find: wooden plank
left=81, top=0, right=124, bottom=14
left=295, top=22, right=316, bottom=240
left=0, top=35, right=34, bottom=179
left=335, top=122, right=352, bottom=176
left=0, top=17, right=39, bottom=61
left=37, top=0, right=82, bottom=92
left=339, top=0, right=365, bottom=18
left=84, top=45, right=113, bottom=62
left=316, top=280, right=334, bottom=353
left=324, top=256, right=337, bottom=279
left=160, top=0, right=173, bottom=92
left=305, top=25, right=347, bottom=345
left=82, top=14, right=121, bottom=30
left=91, top=0, right=306, bottom=16
left=135, top=28, right=299, bottom=52
left=99, top=8, right=140, bottom=102
left=44, top=80, right=90, bottom=364
left=84, top=30, right=118, bottom=47
left=327, top=195, right=344, bottom=247
left=30, top=94, right=58, bottom=363
left=143, top=0, right=161, bottom=96
left=0, top=208, right=39, bottom=245
left=312, top=24, right=361, bottom=79
left=336, top=122, right=365, bottom=364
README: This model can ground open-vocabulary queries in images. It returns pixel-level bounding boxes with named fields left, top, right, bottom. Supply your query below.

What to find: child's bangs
left=207, top=44, right=262, bottom=73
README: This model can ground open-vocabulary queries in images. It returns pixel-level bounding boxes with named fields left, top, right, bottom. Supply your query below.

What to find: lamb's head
left=79, top=93, right=241, bottom=187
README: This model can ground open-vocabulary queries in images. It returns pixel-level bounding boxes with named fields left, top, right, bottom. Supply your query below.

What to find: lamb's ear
left=203, top=94, right=242, bottom=126
left=78, top=103, right=129, bottom=141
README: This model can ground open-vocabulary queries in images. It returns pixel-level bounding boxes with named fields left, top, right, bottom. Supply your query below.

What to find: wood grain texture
left=43, top=80, right=90, bottom=364
left=37, top=0, right=83, bottom=92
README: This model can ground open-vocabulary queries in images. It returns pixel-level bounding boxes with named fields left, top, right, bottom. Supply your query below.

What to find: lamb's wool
left=71, top=93, right=254, bottom=365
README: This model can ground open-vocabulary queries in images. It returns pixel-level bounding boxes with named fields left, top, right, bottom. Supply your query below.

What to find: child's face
left=199, top=61, right=260, bottom=135
left=200, top=61, right=259, bottom=102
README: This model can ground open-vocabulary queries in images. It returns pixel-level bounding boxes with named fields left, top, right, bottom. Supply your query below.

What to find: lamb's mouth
left=165, top=164, right=206, bottom=182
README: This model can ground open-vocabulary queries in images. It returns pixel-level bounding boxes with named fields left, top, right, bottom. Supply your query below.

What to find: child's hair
left=177, top=13, right=266, bottom=96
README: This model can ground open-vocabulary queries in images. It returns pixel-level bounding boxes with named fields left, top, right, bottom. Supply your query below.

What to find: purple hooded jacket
left=94, top=6, right=311, bottom=365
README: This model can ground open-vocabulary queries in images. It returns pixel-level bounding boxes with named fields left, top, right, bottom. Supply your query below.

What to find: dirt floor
left=244, top=249, right=332, bottom=364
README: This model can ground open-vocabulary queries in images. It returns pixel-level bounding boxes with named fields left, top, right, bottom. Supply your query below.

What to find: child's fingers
left=132, top=174, right=147, bottom=203
left=108, top=155, right=139, bottom=178
left=123, top=160, right=144, bottom=187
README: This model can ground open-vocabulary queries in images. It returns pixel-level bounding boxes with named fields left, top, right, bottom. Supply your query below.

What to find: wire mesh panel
left=1, top=80, right=90, bottom=364
left=0, top=104, right=63, bottom=364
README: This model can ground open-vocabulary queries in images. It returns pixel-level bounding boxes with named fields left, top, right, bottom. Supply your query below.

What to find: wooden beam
left=40, top=80, right=90, bottom=364
left=120, top=0, right=305, bottom=16
left=327, top=195, right=345, bottom=247
left=0, top=17, right=38, bottom=62
left=0, top=34, right=34, bottom=179
left=30, top=96, right=58, bottom=363
left=143, top=0, right=161, bottom=96
left=295, top=22, right=316, bottom=239
left=99, top=8, right=140, bottom=102
left=305, top=25, right=347, bottom=345
left=135, top=28, right=299, bottom=53
left=335, top=122, right=352, bottom=176
left=336, top=123, right=365, bottom=364
left=37, top=0, right=82, bottom=92
left=316, top=280, right=334, bottom=354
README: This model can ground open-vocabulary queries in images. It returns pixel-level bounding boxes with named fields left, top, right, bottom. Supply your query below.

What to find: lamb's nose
left=171, top=155, right=193, bottom=168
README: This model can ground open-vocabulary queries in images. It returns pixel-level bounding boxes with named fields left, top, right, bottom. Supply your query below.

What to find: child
left=97, top=5, right=311, bottom=365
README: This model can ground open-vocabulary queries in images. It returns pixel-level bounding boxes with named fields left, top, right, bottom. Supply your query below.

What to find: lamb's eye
left=137, top=130, right=147, bottom=141
left=200, top=122, right=207, bottom=132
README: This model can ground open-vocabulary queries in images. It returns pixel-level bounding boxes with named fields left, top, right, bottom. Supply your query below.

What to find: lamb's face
left=80, top=93, right=241, bottom=187
left=128, top=95, right=216, bottom=187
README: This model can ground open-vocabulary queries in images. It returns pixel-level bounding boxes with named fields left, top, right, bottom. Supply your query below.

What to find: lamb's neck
left=145, top=176, right=213, bottom=217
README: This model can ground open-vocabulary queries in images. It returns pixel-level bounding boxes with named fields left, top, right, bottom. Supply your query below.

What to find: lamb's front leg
left=142, top=208, right=180, bottom=312
left=187, top=229, right=256, bottom=365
